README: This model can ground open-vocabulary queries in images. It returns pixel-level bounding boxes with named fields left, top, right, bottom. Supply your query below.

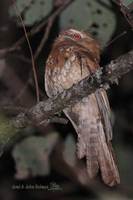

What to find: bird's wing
left=95, top=88, right=113, bottom=141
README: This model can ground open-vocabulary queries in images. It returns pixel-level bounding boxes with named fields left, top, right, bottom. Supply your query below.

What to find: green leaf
left=9, top=0, right=52, bottom=26
left=12, top=133, right=59, bottom=179
left=60, top=0, right=116, bottom=46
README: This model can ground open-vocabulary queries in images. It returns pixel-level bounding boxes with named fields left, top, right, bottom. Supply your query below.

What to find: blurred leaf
left=60, top=0, right=116, bottom=46
left=63, top=134, right=76, bottom=166
left=9, top=0, right=52, bottom=26
left=12, top=133, right=59, bottom=179
left=0, top=114, right=18, bottom=156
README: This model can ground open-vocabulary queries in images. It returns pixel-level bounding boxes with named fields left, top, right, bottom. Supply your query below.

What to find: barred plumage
left=45, top=29, right=120, bottom=186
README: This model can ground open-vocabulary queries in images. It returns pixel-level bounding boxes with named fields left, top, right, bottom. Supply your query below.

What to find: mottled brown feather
left=45, top=29, right=120, bottom=186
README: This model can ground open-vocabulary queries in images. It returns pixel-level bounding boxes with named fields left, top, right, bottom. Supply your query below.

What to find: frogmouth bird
left=45, top=28, right=120, bottom=186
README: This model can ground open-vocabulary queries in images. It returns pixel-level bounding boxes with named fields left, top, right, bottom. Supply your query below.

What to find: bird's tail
left=64, top=94, right=120, bottom=186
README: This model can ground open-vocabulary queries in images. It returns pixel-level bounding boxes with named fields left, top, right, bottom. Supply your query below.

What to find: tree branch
left=0, top=49, right=133, bottom=155
left=12, top=49, right=133, bottom=128
left=114, top=0, right=133, bottom=29
left=0, top=0, right=75, bottom=59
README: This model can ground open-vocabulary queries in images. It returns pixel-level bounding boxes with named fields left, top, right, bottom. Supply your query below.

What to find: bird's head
left=58, top=28, right=100, bottom=60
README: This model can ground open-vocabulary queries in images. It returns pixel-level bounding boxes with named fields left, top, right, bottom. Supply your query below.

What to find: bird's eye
left=72, top=33, right=81, bottom=40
